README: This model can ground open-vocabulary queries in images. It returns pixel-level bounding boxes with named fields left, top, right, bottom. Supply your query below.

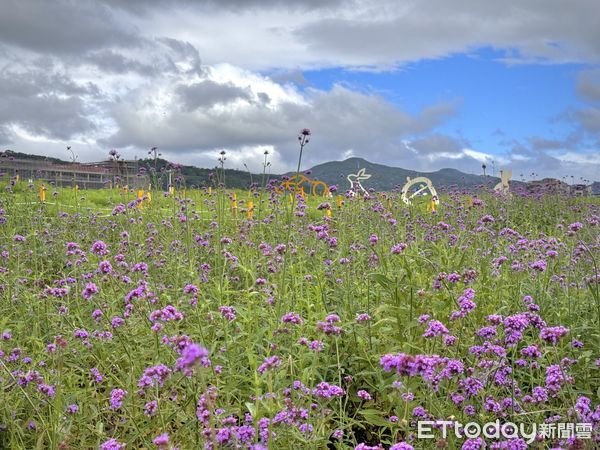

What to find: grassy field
left=0, top=179, right=599, bottom=449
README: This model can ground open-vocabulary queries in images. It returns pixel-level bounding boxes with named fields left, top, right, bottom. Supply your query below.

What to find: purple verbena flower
left=357, top=389, right=372, bottom=400
left=100, top=438, right=125, bottom=450
left=257, top=355, right=281, bottom=374
left=539, top=326, right=569, bottom=345
left=109, top=388, right=127, bottom=410
left=174, top=343, right=211, bottom=376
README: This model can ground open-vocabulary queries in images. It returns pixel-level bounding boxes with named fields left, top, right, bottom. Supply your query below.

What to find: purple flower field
left=0, top=180, right=599, bottom=449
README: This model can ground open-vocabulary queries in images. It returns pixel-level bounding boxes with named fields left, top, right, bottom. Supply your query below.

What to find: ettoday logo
left=417, top=420, right=593, bottom=444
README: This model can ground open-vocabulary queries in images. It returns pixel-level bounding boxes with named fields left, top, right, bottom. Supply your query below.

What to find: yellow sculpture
left=428, top=199, right=437, bottom=212
left=137, top=189, right=144, bottom=209
left=276, top=174, right=329, bottom=197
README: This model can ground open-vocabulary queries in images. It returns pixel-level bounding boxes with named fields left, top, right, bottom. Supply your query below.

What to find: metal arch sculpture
left=494, top=169, right=512, bottom=195
left=346, top=168, right=371, bottom=196
left=401, top=176, right=439, bottom=205
left=276, top=174, right=330, bottom=197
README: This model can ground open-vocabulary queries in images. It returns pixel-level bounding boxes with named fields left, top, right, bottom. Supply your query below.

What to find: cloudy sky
left=1, top=0, right=599, bottom=181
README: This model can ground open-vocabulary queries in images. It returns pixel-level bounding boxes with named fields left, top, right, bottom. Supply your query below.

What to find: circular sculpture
left=401, top=176, right=439, bottom=205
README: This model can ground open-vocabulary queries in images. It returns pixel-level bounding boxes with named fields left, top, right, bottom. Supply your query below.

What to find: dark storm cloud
left=0, top=125, right=11, bottom=145
left=0, top=95, right=94, bottom=140
left=104, top=81, right=458, bottom=170
left=157, top=38, right=204, bottom=75
left=0, top=0, right=140, bottom=55
left=84, top=50, right=157, bottom=75
left=269, top=69, right=309, bottom=86
left=295, top=0, right=600, bottom=67
left=196, top=0, right=351, bottom=12
left=0, top=71, right=98, bottom=98
left=415, top=153, right=484, bottom=173
left=407, top=134, right=465, bottom=155
left=177, top=80, right=252, bottom=110
left=576, top=69, right=600, bottom=102
left=100, top=0, right=350, bottom=14
left=0, top=0, right=598, bottom=181
left=530, top=152, right=565, bottom=173
left=528, top=137, right=565, bottom=151
left=305, top=87, right=458, bottom=157
left=84, top=38, right=206, bottom=77
left=575, top=107, right=600, bottom=133
left=507, top=140, right=534, bottom=157
left=571, top=69, right=600, bottom=140
left=0, top=70, right=97, bottom=139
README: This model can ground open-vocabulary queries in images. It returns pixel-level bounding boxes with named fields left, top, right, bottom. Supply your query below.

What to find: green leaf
left=369, top=273, right=395, bottom=293
left=359, top=408, right=392, bottom=427
left=245, top=402, right=256, bottom=417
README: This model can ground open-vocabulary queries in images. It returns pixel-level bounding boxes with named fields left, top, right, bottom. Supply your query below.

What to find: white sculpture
left=347, top=168, right=371, bottom=196
left=494, top=170, right=512, bottom=195
left=401, top=176, right=439, bottom=205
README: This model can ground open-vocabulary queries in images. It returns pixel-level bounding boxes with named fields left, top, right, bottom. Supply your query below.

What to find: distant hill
left=1, top=150, right=69, bottom=165
left=135, top=157, right=265, bottom=189
left=1, top=151, right=264, bottom=189
left=5, top=151, right=596, bottom=192
left=300, top=157, right=501, bottom=191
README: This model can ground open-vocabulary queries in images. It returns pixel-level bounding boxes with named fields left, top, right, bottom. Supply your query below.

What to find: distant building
left=0, top=153, right=148, bottom=189
left=526, top=178, right=570, bottom=195
left=523, top=178, right=598, bottom=196
left=570, top=184, right=592, bottom=196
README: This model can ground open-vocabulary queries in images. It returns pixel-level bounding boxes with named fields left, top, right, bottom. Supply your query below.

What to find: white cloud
left=556, top=151, right=600, bottom=164
left=511, top=154, right=531, bottom=162
left=463, top=149, right=507, bottom=164
left=0, top=0, right=599, bottom=181
left=134, top=0, right=600, bottom=70
left=342, top=149, right=355, bottom=159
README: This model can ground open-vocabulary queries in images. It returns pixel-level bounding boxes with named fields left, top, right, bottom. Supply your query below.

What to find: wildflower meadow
left=0, top=152, right=599, bottom=449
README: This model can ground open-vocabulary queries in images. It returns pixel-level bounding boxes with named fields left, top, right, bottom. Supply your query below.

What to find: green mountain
left=136, top=158, right=275, bottom=189
left=1, top=150, right=70, bottom=165
left=1, top=151, right=529, bottom=191
left=301, top=157, right=500, bottom=191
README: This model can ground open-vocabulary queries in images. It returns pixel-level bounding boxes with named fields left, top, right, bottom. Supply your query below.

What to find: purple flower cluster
left=174, top=343, right=211, bottom=376
left=539, top=326, right=569, bottom=345
left=450, top=288, right=477, bottom=320
left=109, top=388, right=127, bottom=410
left=257, top=355, right=282, bottom=374
left=219, top=306, right=237, bottom=321
left=281, top=312, right=303, bottom=325
left=316, top=313, right=344, bottom=335
left=138, top=364, right=172, bottom=392
left=313, top=381, right=345, bottom=399
left=423, top=319, right=449, bottom=338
